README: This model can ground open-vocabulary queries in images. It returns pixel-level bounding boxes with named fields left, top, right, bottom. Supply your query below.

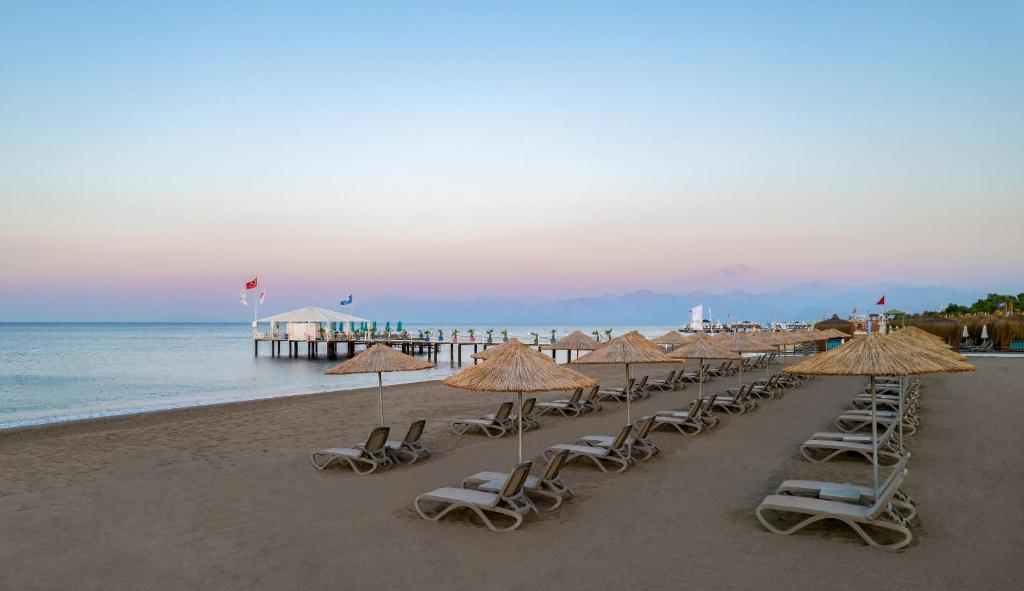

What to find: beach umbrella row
left=667, top=334, right=740, bottom=401
left=784, top=332, right=974, bottom=495
left=714, top=332, right=774, bottom=391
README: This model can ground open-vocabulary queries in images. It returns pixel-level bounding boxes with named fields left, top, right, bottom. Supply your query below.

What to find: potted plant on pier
left=438, top=329, right=444, bottom=341
left=467, top=328, right=476, bottom=342
left=529, top=331, right=539, bottom=346
left=501, top=329, right=509, bottom=342
left=485, top=329, right=494, bottom=344
left=452, top=329, right=459, bottom=343
left=549, top=329, right=557, bottom=343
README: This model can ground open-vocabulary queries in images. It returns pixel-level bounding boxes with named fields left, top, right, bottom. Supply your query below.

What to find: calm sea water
left=0, top=323, right=679, bottom=429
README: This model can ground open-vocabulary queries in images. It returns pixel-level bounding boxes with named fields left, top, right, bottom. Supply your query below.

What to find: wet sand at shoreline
left=1, top=357, right=1021, bottom=590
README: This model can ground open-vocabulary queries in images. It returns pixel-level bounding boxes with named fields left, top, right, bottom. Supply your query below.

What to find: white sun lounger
left=483, top=397, right=539, bottom=431
left=704, top=384, right=756, bottom=414
left=576, top=415, right=659, bottom=460
left=647, top=370, right=680, bottom=391
left=311, top=426, right=395, bottom=474
left=775, top=452, right=916, bottom=521
left=756, top=468, right=913, bottom=550
left=451, top=401, right=515, bottom=437
left=650, top=397, right=716, bottom=435
left=536, top=388, right=586, bottom=417
left=355, top=419, right=430, bottom=464
left=800, top=423, right=902, bottom=465
left=543, top=424, right=633, bottom=473
left=834, top=410, right=918, bottom=436
left=415, top=462, right=534, bottom=532
left=462, top=450, right=574, bottom=511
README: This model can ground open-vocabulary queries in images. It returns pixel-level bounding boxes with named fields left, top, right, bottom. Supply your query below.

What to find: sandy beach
left=1, top=357, right=1021, bottom=590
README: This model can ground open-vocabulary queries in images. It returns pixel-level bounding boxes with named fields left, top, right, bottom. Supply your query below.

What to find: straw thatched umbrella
left=472, top=339, right=514, bottom=361
left=667, top=334, right=740, bottom=402
left=894, top=325, right=945, bottom=342
left=325, top=343, right=434, bottom=427
left=715, top=332, right=774, bottom=390
left=623, top=330, right=671, bottom=354
left=443, top=340, right=597, bottom=463
left=572, top=333, right=676, bottom=426
left=889, top=326, right=969, bottom=362
left=756, top=332, right=790, bottom=356
left=784, top=333, right=974, bottom=494
left=541, top=330, right=599, bottom=362
left=651, top=330, right=691, bottom=349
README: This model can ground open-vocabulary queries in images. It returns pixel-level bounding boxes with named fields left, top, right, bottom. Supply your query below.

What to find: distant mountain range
left=356, top=282, right=985, bottom=324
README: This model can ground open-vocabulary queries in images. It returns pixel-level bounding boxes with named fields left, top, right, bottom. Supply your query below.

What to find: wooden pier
left=252, top=336, right=532, bottom=368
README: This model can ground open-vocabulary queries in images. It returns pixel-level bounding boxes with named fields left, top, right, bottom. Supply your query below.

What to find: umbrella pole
left=898, top=376, right=905, bottom=452
left=871, top=375, right=879, bottom=496
left=377, top=372, right=385, bottom=427
left=516, top=391, right=524, bottom=464
left=625, top=363, right=632, bottom=461
left=698, top=357, right=704, bottom=401
left=624, top=363, right=631, bottom=425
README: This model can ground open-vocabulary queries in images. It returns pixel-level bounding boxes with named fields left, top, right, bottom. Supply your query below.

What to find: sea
left=0, top=323, right=680, bottom=430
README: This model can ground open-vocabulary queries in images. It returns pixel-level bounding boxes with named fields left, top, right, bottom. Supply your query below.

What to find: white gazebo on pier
left=257, top=306, right=368, bottom=340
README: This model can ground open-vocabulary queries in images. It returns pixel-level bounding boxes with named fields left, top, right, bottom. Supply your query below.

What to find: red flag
left=245, top=277, right=258, bottom=290
left=876, top=295, right=885, bottom=306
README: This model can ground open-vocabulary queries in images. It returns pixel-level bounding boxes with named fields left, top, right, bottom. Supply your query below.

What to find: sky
left=1, top=2, right=1022, bottom=320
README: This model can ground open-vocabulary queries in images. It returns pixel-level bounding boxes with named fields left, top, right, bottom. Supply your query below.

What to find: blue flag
left=340, top=294, right=353, bottom=306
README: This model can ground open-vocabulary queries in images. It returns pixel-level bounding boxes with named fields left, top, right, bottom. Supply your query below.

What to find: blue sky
left=1, top=2, right=1021, bottom=320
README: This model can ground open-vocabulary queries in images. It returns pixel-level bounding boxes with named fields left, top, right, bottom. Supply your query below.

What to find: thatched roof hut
left=813, top=315, right=856, bottom=351
left=961, top=314, right=999, bottom=342
left=814, top=314, right=856, bottom=336
left=903, top=316, right=962, bottom=346
left=993, top=315, right=1024, bottom=351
